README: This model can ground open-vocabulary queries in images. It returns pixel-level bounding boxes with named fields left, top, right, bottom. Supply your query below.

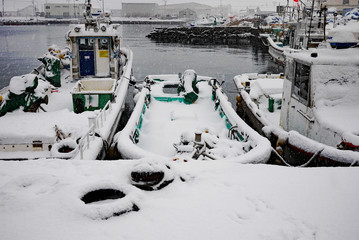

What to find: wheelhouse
left=67, top=23, right=121, bottom=80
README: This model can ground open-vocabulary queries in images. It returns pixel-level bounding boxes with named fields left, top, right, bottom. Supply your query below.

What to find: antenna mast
left=102, top=0, right=104, bottom=16
left=2, top=0, right=4, bottom=18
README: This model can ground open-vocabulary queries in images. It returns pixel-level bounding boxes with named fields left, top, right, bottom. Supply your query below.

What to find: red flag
left=293, top=0, right=298, bottom=2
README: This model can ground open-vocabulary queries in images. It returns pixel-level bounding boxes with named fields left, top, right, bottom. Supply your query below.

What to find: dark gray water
left=0, top=24, right=283, bottom=103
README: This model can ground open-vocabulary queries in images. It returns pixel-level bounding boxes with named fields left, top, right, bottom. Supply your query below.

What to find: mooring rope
left=271, top=147, right=324, bottom=167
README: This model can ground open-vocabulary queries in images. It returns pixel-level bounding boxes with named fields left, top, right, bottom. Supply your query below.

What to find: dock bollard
left=195, top=131, right=202, bottom=143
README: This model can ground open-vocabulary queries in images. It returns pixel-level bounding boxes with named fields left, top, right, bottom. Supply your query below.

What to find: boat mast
left=102, top=0, right=104, bottom=16
left=282, top=0, right=289, bottom=42
left=2, top=0, right=4, bottom=18
left=307, top=0, right=315, bottom=49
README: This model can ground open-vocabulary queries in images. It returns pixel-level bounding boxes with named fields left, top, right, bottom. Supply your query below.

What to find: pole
left=2, top=0, right=4, bottom=18
left=307, top=0, right=315, bottom=49
left=102, top=0, right=104, bottom=16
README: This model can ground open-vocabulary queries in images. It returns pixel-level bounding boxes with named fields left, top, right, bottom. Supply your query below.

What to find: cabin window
left=343, top=0, right=349, bottom=4
left=285, top=59, right=294, bottom=80
left=79, top=38, right=94, bottom=51
left=99, top=38, right=109, bottom=50
left=292, top=62, right=310, bottom=105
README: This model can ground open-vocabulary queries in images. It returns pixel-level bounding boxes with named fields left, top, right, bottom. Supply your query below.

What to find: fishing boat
left=263, top=2, right=328, bottom=65
left=234, top=48, right=359, bottom=166
left=0, top=0, right=133, bottom=160
left=114, top=70, right=271, bottom=163
left=327, top=22, right=359, bottom=48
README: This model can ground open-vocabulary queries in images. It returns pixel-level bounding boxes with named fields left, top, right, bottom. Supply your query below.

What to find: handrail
left=78, top=123, right=96, bottom=160
left=77, top=100, right=112, bottom=159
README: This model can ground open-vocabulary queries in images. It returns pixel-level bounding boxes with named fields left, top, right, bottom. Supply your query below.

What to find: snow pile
left=1, top=160, right=359, bottom=240
left=8, top=74, right=39, bottom=95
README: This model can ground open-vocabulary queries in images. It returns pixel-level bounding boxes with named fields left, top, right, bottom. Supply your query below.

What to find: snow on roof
left=68, top=24, right=120, bottom=38
left=286, top=48, right=359, bottom=65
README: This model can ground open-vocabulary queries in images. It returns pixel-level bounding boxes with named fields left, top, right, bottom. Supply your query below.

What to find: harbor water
left=0, top=24, right=283, bottom=100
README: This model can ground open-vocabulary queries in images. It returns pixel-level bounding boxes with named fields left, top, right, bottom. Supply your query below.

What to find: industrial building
left=44, top=3, right=86, bottom=18
left=120, top=2, right=219, bottom=18
left=179, top=8, right=197, bottom=20
left=121, top=3, right=158, bottom=17
left=323, top=0, right=359, bottom=14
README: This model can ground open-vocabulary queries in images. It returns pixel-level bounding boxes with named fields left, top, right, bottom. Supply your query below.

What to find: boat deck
left=138, top=89, right=241, bottom=158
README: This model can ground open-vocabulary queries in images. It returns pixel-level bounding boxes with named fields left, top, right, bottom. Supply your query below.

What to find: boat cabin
left=289, top=18, right=326, bottom=49
left=280, top=48, right=359, bottom=150
left=67, top=21, right=121, bottom=80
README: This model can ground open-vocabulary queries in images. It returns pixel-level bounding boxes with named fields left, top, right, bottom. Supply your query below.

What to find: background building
left=179, top=8, right=197, bottom=20
left=44, top=3, right=85, bottom=18
left=1, top=5, right=41, bottom=17
left=157, top=2, right=214, bottom=18
left=121, top=3, right=158, bottom=17
left=323, top=0, right=359, bottom=14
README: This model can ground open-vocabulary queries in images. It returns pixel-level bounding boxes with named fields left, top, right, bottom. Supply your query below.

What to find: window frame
left=291, top=60, right=311, bottom=106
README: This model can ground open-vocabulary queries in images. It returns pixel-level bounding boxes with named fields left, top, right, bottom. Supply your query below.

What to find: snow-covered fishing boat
left=327, top=22, right=359, bottom=48
left=264, top=9, right=327, bottom=65
left=0, top=0, right=133, bottom=160
left=234, top=48, right=359, bottom=166
left=114, top=70, right=271, bottom=163
left=266, top=35, right=287, bottom=66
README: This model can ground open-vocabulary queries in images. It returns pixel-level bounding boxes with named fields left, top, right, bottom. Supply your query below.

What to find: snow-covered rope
left=271, top=147, right=324, bottom=167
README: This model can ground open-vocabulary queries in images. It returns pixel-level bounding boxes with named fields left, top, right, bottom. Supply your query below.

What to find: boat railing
left=78, top=124, right=96, bottom=160
left=94, top=100, right=113, bottom=129
left=77, top=100, right=113, bottom=159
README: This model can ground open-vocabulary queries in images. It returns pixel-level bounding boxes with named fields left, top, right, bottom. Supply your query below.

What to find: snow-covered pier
left=146, top=27, right=260, bottom=45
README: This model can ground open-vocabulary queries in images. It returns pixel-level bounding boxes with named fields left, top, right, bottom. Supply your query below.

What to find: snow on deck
left=0, top=70, right=95, bottom=145
left=137, top=80, right=246, bottom=158
left=1, top=159, right=359, bottom=240
left=234, top=74, right=284, bottom=127
left=250, top=78, right=283, bottom=126
left=137, top=97, right=230, bottom=157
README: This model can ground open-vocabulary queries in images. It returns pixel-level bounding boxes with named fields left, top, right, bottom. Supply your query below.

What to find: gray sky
left=3, top=0, right=289, bottom=12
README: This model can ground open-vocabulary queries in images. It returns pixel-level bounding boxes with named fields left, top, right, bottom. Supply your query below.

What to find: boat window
left=285, top=59, right=294, bottom=81
left=99, top=38, right=109, bottom=50
left=292, top=62, right=310, bottom=105
left=79, top=38, right=94, bottom=51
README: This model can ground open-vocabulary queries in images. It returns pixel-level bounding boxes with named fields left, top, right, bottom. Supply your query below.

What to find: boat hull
left=235, top=90, right=358, bottom=167
left=267, top=37, right=286, bottom=66
left=115, top=73, right=272, bottom=163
